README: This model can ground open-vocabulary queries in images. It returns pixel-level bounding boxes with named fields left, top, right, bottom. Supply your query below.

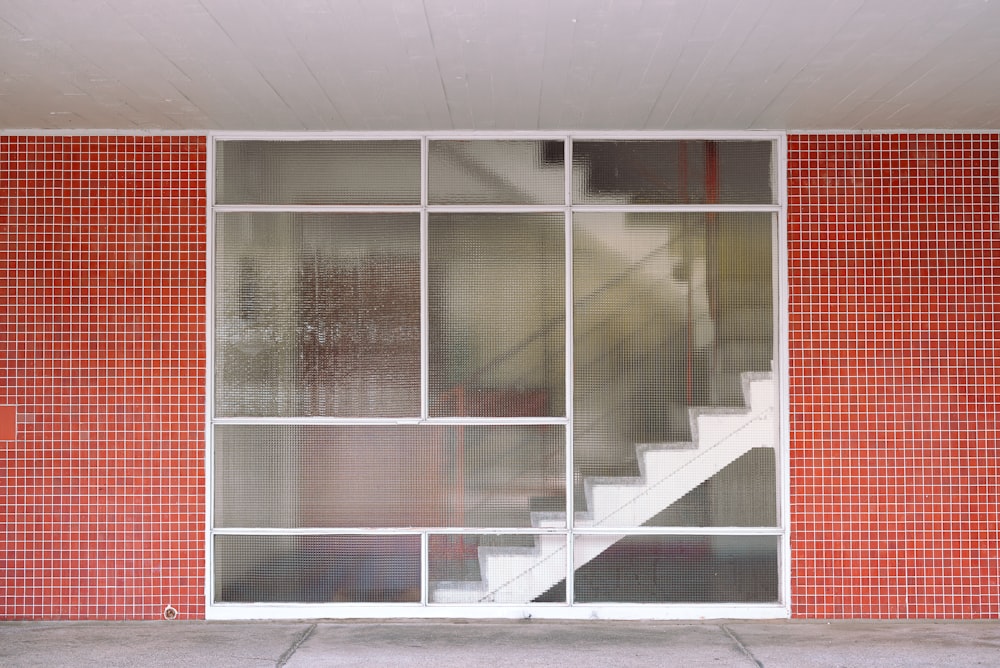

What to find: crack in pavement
left=721, top=624, right=764, bottom=668
left=276, top=624, right=316, bottom=667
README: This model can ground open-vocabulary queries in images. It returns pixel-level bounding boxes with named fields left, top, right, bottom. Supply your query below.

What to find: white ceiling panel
left=1, top=0, right=999, bottom=131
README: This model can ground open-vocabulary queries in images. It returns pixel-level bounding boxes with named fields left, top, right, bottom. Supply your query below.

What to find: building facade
left=1, top=132, right=997, bottom=619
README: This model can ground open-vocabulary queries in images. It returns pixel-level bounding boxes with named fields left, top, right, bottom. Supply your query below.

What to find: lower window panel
left=214, top=534, right=421, bottom=603
left=542, top=534, right=779, bottom=604
left=214, top=533, right=778, bottom=605
left=428, top=533, right=567, bottom=604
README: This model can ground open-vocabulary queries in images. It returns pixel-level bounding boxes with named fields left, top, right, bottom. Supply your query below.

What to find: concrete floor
left=1, top=619, right=998, bottom=667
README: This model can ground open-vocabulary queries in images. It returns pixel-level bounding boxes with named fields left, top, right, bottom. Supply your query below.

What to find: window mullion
left=421, top=136, right=430, bottom=421
left=564, top=136, right=576, bottom=606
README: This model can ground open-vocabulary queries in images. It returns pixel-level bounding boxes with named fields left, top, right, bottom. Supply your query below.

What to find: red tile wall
left=3, top=133, right=997, bottom=620
left=1, top=135, right=207, bottom=620
left=787, top=133, right=1000, bottom=618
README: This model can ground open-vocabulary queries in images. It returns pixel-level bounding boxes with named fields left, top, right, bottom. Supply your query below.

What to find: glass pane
left=429, top=140, right=565, bottom=204
left=429, top=533, right=567, bottom=604
left=429, top=214, right=565, bottom=417
left=214, top=534, right=420, bottom=603
left=214, top=424, right=565, bottom=529
left=573, top=140, right=774, bottom=204
left=461, top=426, right=566, bottom=528
left=214, top=425, right=449, bottom=528
left=644, top=448, right=776, bottom=526
left=534, top=535, right=778, bottom=603
left=215, top=140, right=420, bottom=205
left=573, top=213, right=773, bottom=489
left=215, top=213, right=420, bottom=417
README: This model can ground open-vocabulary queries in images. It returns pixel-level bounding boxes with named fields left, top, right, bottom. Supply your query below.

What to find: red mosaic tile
left=787, top=133, right=1000, bottom=619
left=3, top=132, right=998, bottom=620
left=1, top=135, right=208, bottom=620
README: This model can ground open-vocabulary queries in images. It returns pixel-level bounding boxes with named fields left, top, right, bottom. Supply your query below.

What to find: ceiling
left=2, top=0, right=1000, bottom=132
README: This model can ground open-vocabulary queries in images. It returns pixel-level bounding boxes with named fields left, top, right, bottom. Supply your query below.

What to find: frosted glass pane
left=213, top=424, right=565, bottom=529
left=429, top=214, right=565, bottom=417
left=215, top=213, right=419, bottom=417
left=215, top=140, right=420, bottom=205
left=573, top=213, right=773, bottom=484
left=573, top=140, right=774, bottom=204
left=563, top=535, right=778, bottom=603
left=429, top=533, right=565, bottom=604
left=459, top=426, right=565, bottom=527
left=214, top=425, right=449, bottom=528
left=429, top=140, right=565, bottom=204
left=644, top=448, right=776, bottom=527
left=214, top=535, right=420, bottom=603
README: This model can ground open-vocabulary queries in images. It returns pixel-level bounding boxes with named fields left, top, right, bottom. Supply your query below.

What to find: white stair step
left=744, top=374, right=775, bottom=411
left=530, top=511, right=597, bottom=529
left=530, top=511, right=567, bottom=528
left=431, top=581, right=488, bottom=604
left=477, top=535, right=567, bottom=603
left=692, top=408, right=755, bottom=443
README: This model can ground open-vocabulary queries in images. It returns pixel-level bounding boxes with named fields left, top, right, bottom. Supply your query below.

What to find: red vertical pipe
left=705, top=141, right=719, bottom=374
left=689, top=142, right=720, bottom=404
left=678, top=142, right=690, bottom=204
left=682, top=143, right=695, bottom=404
left=705, top=141, right=720, bottom=205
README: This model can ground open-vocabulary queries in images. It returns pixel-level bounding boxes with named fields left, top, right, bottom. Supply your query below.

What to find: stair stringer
left=431, top=372, right=776, bottom=604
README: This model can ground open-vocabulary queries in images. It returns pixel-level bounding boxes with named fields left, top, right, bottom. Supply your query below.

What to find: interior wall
left=0, top=135, right=207, bottom=619
left=787, top=133, right=1000, bottom=618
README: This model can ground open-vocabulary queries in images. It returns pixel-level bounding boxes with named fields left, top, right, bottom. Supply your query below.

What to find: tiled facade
left=1, top=132, right=998, bottom=619
left=1, top=136, right=207, bottom=619
left=787, top=134, right=1000, bottom=617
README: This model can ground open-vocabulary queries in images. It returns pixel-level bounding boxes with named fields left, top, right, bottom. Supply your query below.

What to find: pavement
left=1, top=618, right=998, bottom=667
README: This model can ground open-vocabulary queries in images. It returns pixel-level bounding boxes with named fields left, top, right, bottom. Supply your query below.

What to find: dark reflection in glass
left=573, top=140, right=773, bottom=205
left=215, top=535, right=421, bottom=603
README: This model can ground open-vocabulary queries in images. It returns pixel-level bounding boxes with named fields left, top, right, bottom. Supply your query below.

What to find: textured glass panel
left=215, top=213, right=419, bottom=417
left=573, top=213, right=773, bottom=489
left=573, top=140, right=774, bottom=204
left=214, top=534, right=420, bottom=603
left=429, top=533, right=566, bottom=604
left=644, top=448, right=776, bottom=526
left=214, top=425, right=450, bottom=528
left=429, top=140, right=565, bottom=204
left=214, top=424, right=565, bottom=529
left=215, top=140, right=420, bottom=205
left=535, top=535, right=777, bottom=603
left=460, top=426, right=566, bottom=527
left=429, top=214, right=565, bottom=417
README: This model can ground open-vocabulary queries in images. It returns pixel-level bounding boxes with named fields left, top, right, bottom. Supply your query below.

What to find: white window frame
left=205, top=130, right=790, bottom=621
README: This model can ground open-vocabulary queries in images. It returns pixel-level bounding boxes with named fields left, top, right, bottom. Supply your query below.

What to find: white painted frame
left=205, top=130, right=790, bottom=621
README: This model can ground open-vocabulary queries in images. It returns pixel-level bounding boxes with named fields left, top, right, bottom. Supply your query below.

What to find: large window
left=210, top=135, right=783, bottom=618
